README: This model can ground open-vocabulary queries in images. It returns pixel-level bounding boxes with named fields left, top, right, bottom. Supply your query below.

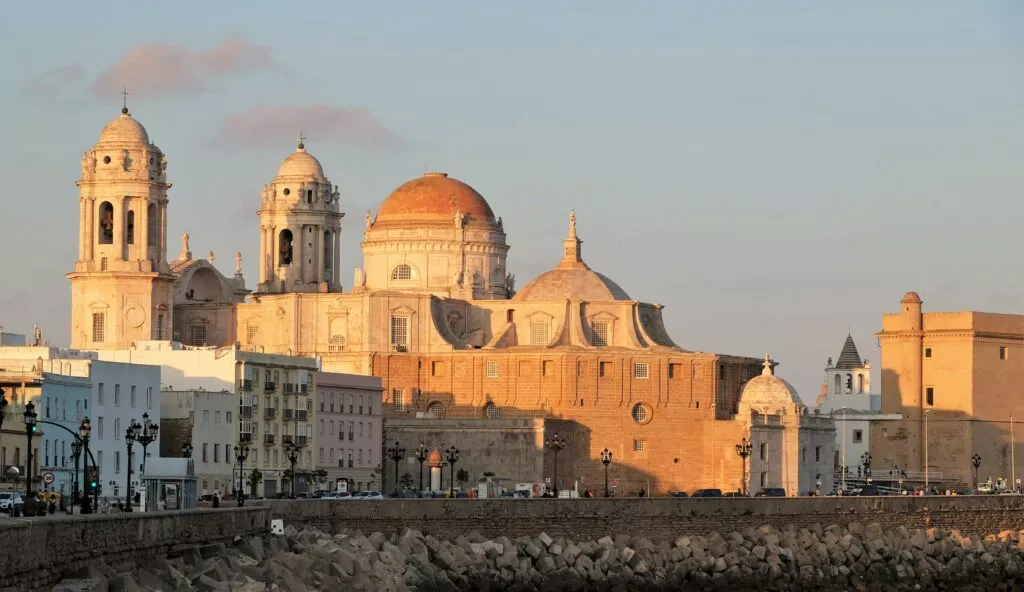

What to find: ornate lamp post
left=0, top=387, right=7, bottom=432
left=386, top=441, right=406, bottom=494
left=236, top=445, right=250, bottom=506
left=134, top=412, right=159, bottom=476
left=285, top=443, right=301, bottom=498
left=24, top=401, right=37, bottom=501
left=415, top=442, right=428, bottom=492
left=600, top=448, right=613, bottom=497
left=860, top=452, right=872, bottom=480
left=735, top=437, right=752, bottom=496
left=445, top=446, right=460, bottom=497
left=972, top=453, right=982, bottom=490
left=123, top=419, right=141, bottom=512
left=545, top=433, right=566, bottom=496
left=79, top=418, right=93, bottom=514
left=70, top=440, right=82, bottom=507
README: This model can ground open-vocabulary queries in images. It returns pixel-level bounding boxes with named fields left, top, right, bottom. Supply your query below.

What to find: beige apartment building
left=872, top=292, right=1024, bottom=487
left=315, top=372, right=383, bottom=492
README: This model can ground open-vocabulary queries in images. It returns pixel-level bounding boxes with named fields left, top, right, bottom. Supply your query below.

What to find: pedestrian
left=638, top=488, right=646, bottom=498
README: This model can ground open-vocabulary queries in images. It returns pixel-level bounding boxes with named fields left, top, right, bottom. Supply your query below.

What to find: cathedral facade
left=69, top=107, right=831, bottom=495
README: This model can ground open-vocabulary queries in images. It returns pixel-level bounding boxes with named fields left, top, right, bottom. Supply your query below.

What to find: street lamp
left=445, top=446, right=460, bottom=497
left=972, top=453, right=982, bottom=490
left=735, top=437, right=753, bottom=496
left=386, top=441, right=406, bottom=494
left=79, top=418, right=93, bottom=514
left=124, top=419, right=141, bottom=512
left=415, top=442, right=428, bottom=492
left=545, top=433, right=566, bottom=496
left=285, top=443, right=301, bottom=498
left=70, top=440, right=82, bottom=508
left=236, top=445, right=250, bottom=506
left=24, top=401, right=37, bottom=502
left=134, top=412, right=159, bottom=476
left=600, top=448, right=613, bottom=497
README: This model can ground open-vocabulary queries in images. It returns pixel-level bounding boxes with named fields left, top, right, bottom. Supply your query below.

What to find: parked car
left=692, top=489, right=722, bottom=498
left=0, top=492, right=24, bottom=513
left=669, top=491, right=689, bottom=498
left=858, top=485, right=881, bottom=496
left=755, top=488, right=787, bottom=497
left=355, top=491, right=384, bottom=500
left=323, top=491, right=352, bottom=500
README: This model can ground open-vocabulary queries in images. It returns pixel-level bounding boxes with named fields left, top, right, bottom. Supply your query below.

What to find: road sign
left=42, top=472, right=54, bottom=485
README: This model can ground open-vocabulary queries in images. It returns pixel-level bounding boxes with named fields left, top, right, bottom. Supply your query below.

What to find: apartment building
left=315, top=372, right=383, bottom=492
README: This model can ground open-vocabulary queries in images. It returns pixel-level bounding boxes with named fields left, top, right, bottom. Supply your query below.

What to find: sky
left=1, top=1, right=1023, bottom=401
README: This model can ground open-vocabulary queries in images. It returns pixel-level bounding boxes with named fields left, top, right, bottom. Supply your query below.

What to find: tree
left=281, top=468, right=294, bottom=492
left=312, top=469, right=328, bottom=490
left=483, top=471, right=496, bottom=479
left=456, top=469, right=470, bottom=489
left=399, top=472, right=414, bottom=491
left=247, top=469, right=263, bottom=498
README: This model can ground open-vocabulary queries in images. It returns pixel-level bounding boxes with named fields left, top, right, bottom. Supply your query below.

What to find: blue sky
left=1, top=1, right=1023, bottom=400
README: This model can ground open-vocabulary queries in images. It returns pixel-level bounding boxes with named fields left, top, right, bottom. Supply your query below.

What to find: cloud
left=88, top=36, right=272, bottom=99
left=19, top=63, right=85, bottom=102
left=217, top=104, right=402, bottom=148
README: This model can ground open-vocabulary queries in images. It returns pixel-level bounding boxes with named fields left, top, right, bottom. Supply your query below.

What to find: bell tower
left=67, top=103, right=176, bottom=348
left=257, top=135, right=344, bottom=293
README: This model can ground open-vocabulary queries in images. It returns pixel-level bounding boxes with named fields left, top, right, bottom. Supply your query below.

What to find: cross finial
left=297, top=130, right=306, bottom=150
left=121, top=87, right=130, bottom=114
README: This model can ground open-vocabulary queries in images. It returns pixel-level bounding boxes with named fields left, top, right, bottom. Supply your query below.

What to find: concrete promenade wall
left=6, top=497, right=1024, bottom=591
left=265, top=495, right=1024, bottom=542
left=0, top=507, right=268, bottom=592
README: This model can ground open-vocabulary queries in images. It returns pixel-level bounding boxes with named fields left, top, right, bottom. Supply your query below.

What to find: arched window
left=834, top=374, right=841, bottom=394
left=484, top=402, right=501, bottom=419
left=98, top=202, right=114, bottom=244
left=126, top=210, right=135, bottom=244
left=425, top=402, right=445, bottom=419
left=845, top=374, right=853, bottom=394
left=328, top=335, right=346, bottom=353
left=278, top=229, right=293, bottom=266
left=857, top=374, right=865, bottom=394
left=147, top=202, right=159, bottom=251
left=323, top=230, right=331, bottom=270
left=391, top=264, right=413, bottom=281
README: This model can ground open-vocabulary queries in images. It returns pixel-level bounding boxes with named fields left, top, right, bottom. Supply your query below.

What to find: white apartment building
left=96, top=341, right=320, bottom=497
left=315, top=372, right=383, bottom=492
left=161, top=389, right=236, bottom=498
left=0, top=343, right=160, bottom=502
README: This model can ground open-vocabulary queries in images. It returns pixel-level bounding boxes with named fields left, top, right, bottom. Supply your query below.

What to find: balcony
left=296, top=435, right=308, bottom=447
left=240, top=407, right=253, bottom=419
left=263, top=434, right=275, bottom=445
left=264, top=382, right=277, bottom=392
left=283, top=409, right=294, bottom=421
left=238, top=379, right=253, bottom=391
left=282, top=435, right=294, bottom=445
left=284, top=383, right=295, bottom=394
left=348, top=432, right=354, bottom=441
left=239, top=433, right=253, bottom=444
left=264, top=407, right=277, bottom=419
left=300, top=383, right=309, bottom=394
left=295, top=410, right=308, bottom=422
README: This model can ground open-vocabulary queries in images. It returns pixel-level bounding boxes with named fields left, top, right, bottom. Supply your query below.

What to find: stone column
left=113, top=196, right=125, bottom=260
left=430, top=466, right=442, bottom=492
left=159, top=202, right=168, bottom=266
left=139, top=199, right=149, bottom=269
left=258, top=226, right=266, bottom=285
left=333, top=229, right=341, bottom=290
left=293, top=225, right=303, bottom=287
left=85, top=198, right=95, bottom=261
left=78, top=200, right=87, bottom=261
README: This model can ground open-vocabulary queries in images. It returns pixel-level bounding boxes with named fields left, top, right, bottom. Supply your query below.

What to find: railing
left=295, top=410, right=308, bottom=421
left=300, top=384, right=308, bottom=394
left=284, top=383, right=296, bottom=394
left=238, top=379, right=252, bottom=391
left=264, top=382, right=277, bottom=392
left=282, top=435, right=294, bottom=444
left=264, top=408, right=276, bottom=419
left=296, top=436, right=308, bottom=446
left=239, top=433, right=253, bottom=443
left=263, top=434, right=275, bottom=445
left=239, top=406, right=253, bottom=419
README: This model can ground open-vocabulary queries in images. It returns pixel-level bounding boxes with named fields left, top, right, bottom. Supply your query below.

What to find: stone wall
left=265, top=495, right=1024, bottom=543
left=0, top=507, right=268, bottom=592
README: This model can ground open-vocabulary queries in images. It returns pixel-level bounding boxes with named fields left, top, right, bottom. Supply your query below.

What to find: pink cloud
left=19, top=63, right=85, bottom=102
left=217, top=104, right=402, bottom=148
left=88, top=36, right=272, bottom=99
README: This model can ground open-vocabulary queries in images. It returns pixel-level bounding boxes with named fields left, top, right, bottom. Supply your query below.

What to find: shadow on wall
left=382, top=396, right=660, bottom=497
left=873, top=368, right=1020, bottom=489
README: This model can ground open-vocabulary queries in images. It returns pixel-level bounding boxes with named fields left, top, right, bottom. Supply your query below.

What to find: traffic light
left=87, top=467, right=99, bottom=492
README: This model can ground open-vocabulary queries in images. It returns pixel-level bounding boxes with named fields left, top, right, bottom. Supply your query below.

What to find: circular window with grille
left=631, top=403, right=651, bottom=424
left=425, top=402, right=446, bottom=419
left=484, top=402, right=501, bottom=419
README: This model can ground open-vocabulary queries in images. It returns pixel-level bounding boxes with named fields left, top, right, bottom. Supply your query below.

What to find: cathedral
left=69, top=106, right=833, bottom=495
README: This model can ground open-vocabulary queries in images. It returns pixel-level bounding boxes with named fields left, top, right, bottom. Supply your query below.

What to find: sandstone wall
left=0, top=507, right=268, bottom=592
left=266, top=496, right=1024, bottom=543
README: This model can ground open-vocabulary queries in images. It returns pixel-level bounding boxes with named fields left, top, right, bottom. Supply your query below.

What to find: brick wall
left=0, top=507, right=268, bottom=592
left=266, top=496, right=1024, bottom=543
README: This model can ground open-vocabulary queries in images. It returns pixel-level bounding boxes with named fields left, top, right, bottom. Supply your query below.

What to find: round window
left=484, top=402, right=501, bottom=419
left=283, top=188, right=291, bottom=196
left=103, top=155, right=111, bottom=164
left=631, top=403, right=651, bottom=424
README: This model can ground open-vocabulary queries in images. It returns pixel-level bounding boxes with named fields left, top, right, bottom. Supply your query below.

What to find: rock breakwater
left=55, top=522, right=1024, bottom=591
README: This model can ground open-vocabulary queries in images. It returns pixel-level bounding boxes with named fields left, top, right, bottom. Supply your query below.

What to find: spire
left=179, top=232, right=192, bottom=262
left=121, top=87, right=130, bottom=115
left=761, top=353, right=774, bottom=376
left=835, top=333, right=863, bottom=369
left=557, top=209, right=588, bottom=269
left=296, top=130, right=306, bottom=151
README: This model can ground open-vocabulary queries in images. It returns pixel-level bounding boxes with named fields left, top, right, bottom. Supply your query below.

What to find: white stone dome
left=276, top=146, right=325, bottom=179
left=98, top=109, right=150, bottom=145
left=739, top=355, right=802, bottom=415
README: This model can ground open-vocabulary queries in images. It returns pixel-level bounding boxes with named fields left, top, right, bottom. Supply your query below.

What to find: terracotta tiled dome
left=901, top=291, right=922, bottom=304
left=375, top=172, right=495, bottom=224
left=276, top=147, right=325, bottom=179
left=98, top=111, right=150, bottom=145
